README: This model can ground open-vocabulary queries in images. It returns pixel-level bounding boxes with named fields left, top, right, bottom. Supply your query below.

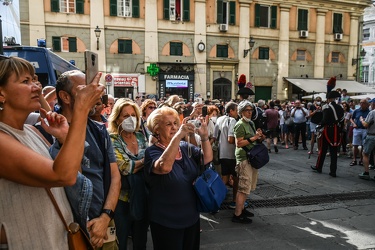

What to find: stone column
left=194, top=0, right=207, bottom=97
left=314, top=9, right=328, bottom=78
left=348, top=13, right=361, bottom=81
left=277, top=4, right=291, bottom=100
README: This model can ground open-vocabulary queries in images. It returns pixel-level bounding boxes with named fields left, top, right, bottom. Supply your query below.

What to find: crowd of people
left=1, top=55, right=375, bottom=250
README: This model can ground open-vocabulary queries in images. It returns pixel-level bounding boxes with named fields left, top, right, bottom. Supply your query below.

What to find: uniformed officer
left=311, top=90, right=344, bottom=177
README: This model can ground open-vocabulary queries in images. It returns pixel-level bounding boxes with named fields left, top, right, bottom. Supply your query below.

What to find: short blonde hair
left=0, top=56, right=35, bottom=87
left=147, top=107, right=179, bottom=135
left=108, top=98, right=141, bottom=134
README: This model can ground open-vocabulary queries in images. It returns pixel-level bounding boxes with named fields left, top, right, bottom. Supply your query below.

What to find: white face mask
left=121, top=116, right=137, bottom=133
left=210, top=116, right=217, bottom=124
left=316, top=102, right=321, bottom=105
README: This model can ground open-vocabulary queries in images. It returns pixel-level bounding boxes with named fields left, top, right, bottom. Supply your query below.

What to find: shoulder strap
left=45, top=188, right=70, bottom=232
left=328, top=103, right=338, bottom=121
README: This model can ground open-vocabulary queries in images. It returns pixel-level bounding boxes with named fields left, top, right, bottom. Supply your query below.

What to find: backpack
left=251, top=107, right=267, bottom=130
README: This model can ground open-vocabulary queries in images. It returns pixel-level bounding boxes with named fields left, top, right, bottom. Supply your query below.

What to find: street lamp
left=243, top=36, right=255, bottom=58
left=94, top=26, right=101, bottom=50
left=352, top=48, right=366, bottom=66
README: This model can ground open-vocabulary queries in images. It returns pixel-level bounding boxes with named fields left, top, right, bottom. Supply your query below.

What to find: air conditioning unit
left=219, top=24, right=228, bottom=32
left=334, top=33, right=343, bottom=41
left=299, top=30, right=308, bottom=38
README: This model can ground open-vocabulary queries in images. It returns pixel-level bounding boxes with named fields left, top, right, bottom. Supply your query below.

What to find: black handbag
left=242, top=143, right=269, bottom=169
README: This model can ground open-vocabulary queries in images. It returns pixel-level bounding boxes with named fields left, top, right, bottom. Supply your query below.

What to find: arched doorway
left=213, top=77, right=232, bottom=101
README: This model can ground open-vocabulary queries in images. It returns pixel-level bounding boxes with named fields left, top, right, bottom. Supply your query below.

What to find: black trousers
left=315, top=130, right=339, bottom=174
left=294, top=122, right=307, bottom=148
left=150, top=219, right=200, bottom=250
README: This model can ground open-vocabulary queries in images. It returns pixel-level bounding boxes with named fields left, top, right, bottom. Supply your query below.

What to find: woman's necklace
left=156, top=142, right=182, bottom=160
left=122, top=133, right=136, bottom=145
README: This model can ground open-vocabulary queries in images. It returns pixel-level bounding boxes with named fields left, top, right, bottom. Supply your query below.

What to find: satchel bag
left=46, top=189, right=94, bottom=250
left=193, top=162, right=227, bottom=213
left=242, top=143, right=269, bottom=169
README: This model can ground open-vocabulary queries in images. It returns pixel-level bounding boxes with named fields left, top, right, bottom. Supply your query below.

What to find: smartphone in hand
left=84, top=50, right=99, bottom=85
left=202, top=106, right=208, bottom=117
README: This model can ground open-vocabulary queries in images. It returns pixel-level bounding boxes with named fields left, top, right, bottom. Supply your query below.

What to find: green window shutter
left=217, top=0, right=223, bottom=24
left=182, top=0, right=190, bottom=22
left=217, top=45, right=228, bottom=58
left=51, top=0, right=59, bottom=12
left=170, top=42, right=182, bottom=56
left=118, top=39, right=126, bottom=53
left=270, top=6, right=277, bottom=29
left=132, top=0, right=139, bottom=18
left=298, top=9, right=308, bottom=30
left=255, top=4, right=260, bottom=27
left=229, top=1, right=235, bottom=25
left=68, top=37, right=77, bottom=52
left=333, top=13, right=343, bottom=33
left=124, top=40, right=132, bottom=54
left=164, top=0, right=169, bottom=20
left=76, top=0, right=84, bottom=14
left=52, top=36, right=61, bottom=52
left=110, top=0, right=117, bottom=16
left=259, top=47, right=269, bottom=59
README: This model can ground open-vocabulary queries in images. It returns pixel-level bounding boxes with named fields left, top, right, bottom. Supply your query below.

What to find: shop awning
left=284, top=78, right=375, bottom=93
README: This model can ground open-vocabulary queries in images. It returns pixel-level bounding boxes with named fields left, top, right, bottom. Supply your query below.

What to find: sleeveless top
left=0, top=122, right=73, bottom=249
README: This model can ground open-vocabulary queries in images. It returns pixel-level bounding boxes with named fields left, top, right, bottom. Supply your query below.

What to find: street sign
left=105, top=74, right=113, bottom=82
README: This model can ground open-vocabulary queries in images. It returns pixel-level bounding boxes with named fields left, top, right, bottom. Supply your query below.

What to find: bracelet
left=247, top=138, right=252, bottom=143
left=201, top=137, right=209, bottom=142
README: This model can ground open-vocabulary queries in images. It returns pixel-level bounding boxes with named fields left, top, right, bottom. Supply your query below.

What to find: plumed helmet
left=326, top=90, right=341, bottom=99
left=238, top=100, right=253, bottom=115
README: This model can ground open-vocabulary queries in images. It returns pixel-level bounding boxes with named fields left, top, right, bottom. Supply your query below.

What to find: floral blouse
left=110, top=132, right=148, bottom=201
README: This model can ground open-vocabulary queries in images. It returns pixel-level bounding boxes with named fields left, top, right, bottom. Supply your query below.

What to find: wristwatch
left=102, top=209, right=115, bottom=220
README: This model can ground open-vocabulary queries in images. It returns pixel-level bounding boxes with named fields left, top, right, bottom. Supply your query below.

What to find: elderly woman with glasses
left=144, top=106, right=212, bottom=250
left=232, top=100, right=265, bottom=224
left=107, top=98, right=149, bottom=250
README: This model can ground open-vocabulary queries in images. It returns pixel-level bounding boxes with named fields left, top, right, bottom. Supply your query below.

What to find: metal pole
left=0, top=16, right=3, bottom=55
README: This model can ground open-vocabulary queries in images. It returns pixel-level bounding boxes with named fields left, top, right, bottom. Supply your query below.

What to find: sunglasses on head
left=0, top=55, right=10, bottom=61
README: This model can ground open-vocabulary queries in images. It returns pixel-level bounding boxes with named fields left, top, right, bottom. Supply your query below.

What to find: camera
left=188, top=119, right=201, bottom=128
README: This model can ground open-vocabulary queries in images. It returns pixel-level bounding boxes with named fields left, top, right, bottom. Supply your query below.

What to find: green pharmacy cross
left=147, top=63, right=160, bottom=76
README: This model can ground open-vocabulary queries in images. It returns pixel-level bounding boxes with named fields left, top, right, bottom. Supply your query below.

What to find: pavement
left=142, top=142, right=375, bottom=249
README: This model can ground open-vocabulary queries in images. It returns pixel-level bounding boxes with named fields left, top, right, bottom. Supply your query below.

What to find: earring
left=0, top=101, right=4, bottom=111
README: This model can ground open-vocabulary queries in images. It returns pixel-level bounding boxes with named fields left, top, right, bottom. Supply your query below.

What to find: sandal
left=350, top=161, right=357, bottom=166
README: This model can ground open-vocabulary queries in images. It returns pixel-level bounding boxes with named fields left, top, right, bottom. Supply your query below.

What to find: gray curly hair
left=238, top=100, right=253, bottom=116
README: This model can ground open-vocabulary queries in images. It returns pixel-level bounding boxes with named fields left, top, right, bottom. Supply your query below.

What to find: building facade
left=362, top=5, right=375, bottom=87
left=19, top=0, right=372, bottom=101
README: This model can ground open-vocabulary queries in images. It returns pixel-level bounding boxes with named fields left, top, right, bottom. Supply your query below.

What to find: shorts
left=266, top=128, right=278, bottom=139
left=352, top=128, right=367, bottom=146
left=363, top=135, right=375, bottom=155
left=219, top=158, right=237, bottom=176
left=235, top=160, right=258, bottom=195
left=310, top=122, right=318, bottom=133
left=282, top=124, right=289, bottom=134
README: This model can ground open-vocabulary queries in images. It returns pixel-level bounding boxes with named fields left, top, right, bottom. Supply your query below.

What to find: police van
left=3, top=46, right=79, bottom=87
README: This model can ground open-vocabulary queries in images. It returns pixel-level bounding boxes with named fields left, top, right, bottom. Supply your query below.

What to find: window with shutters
left=118, top=39, right=132, bottom=54
left=259, top=47, right=269, bottom=60
left=51, top=0, right=83, bottom=14
left=110, top=0, right=139, bottom=18
left=164, top=0, right=190, bottom=22
left=170, top=42, right=183, bottom=56
left=333, top=13, right=343, bottom=34
left=216, top=45, right=228, bottom=58
left=52, top=36, right=77, bottom=52
left=362, top=65, right=369, bottom=83
left=331, top=52, right=340, bottom=63
left=255, top=4, right=277, bottom=29
left=296, top=50, right=306, bottom=61
left=216, top=0, right=236, bottom=25
left=298, top=9, right=308, bottom=31
left=363, top=28, right=370, bottom=41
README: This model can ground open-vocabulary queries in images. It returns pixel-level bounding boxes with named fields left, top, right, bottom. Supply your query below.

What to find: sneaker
left=308, top=151, right=313, bottom=155
left=274, top=145, right=278, bottom=153
left=232, top=213, right=253, bottom=224
left=242, top=209, right=254, bottom=217
left=358, top=172, right=370, bottom=180
left=229, top=201, right=249, bottom=209
left=369, top=165, right=375, bottom=170
left=350, top=161, right=357, bottom=166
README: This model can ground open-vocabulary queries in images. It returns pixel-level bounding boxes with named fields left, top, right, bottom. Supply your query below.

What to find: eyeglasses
left=148, top=106, right=157, bottom=110
left=243, top=109, right=253, bottom=112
